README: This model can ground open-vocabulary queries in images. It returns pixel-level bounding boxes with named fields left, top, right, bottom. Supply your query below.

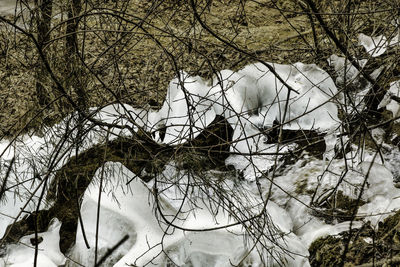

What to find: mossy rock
left=309, top=235, right=345, bottom=267
left=309, top=210, right=400, bottom=266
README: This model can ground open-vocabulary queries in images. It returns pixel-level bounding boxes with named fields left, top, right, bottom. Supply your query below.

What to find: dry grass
left=0, top=0, right=397, bottom=136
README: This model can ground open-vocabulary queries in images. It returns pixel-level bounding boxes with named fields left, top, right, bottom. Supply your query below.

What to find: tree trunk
left=65, top=0, right=87, bottom=110
left=35, top=0, right=53, bottom=106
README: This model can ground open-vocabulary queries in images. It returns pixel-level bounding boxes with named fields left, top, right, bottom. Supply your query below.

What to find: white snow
left=358, top=33, right=388, bottom=57
left=211, top=62, right=339, bottom=132
left=1, top=219, right=65, bottom=267
left=358, top=32, right=400, bottom=57
left=356, top=161, right=400, bottom=225
left=67, top=162, right=311, bottom=267
left=378, top=80, right=400, bottom=119
left=153, top=62, right=338, bottom=148
left=328, top=54, right=371, bottom=90
left=2, top=58, right=400, bottom=266
left=158, top=71, right=216, bottom=144
left=0, top=103, right=152, bottom=238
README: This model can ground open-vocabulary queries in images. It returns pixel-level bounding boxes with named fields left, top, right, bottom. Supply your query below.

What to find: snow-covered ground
left=1, top=51, right=400, bottom=266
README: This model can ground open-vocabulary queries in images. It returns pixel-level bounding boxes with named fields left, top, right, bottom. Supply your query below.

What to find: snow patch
left=1, top=219, right=65, bottom=266
left=378, top=80, right=400, bottom=119
left=358, top=33, right=388, bottom=57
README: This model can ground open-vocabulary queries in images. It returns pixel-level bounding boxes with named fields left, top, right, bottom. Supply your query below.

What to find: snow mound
left=155, top=62, right=338, bottom=150
left=158, top=71, right=216, bottom=144
left=378, top=80, right=400, bottom=119
left=357, top=162, right=400, bottom=225
left=211, top=62, right=338, bottom=131
left=1, top=219, right=65, bottom=267
left=64, top=162, right=310, bottom=266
